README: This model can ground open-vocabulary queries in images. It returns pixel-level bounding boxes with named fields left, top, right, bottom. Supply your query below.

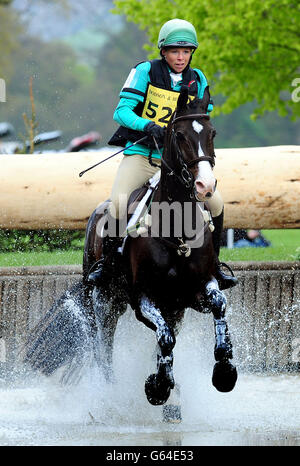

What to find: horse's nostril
left=195, top=181, right=205, bottom=191
left=195, top=181, right=214, bottom=198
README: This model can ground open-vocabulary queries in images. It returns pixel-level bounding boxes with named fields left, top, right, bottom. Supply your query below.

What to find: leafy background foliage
left=0, top=0, right=299, bottom=149
left=114, top=0, right=300, bottom=120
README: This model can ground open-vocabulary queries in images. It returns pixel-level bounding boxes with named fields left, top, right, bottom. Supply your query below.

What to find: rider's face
left=162, top=48, right=193, bottom=73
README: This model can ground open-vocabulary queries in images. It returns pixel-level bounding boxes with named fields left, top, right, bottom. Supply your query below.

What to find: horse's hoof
left=212, top=360, right=237, bottom=392
left=145, top=374, right=171, bottom=406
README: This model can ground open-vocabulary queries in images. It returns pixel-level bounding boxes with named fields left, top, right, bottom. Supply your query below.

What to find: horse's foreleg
left=205, top=279, right=238, bottom=392
left=139, top=296, right=176, bottom=357
left=206, top=279, right=232, bottom=361
left=138, top=296, right=175, bottom=405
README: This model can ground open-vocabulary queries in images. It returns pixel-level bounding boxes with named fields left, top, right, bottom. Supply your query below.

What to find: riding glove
left=144, top=122, right=166, bottom=149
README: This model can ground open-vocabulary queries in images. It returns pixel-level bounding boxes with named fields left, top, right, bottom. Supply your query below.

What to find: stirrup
left=219, top=261, right=235, bottom=277
left=215, top=261, right=238, bottom=291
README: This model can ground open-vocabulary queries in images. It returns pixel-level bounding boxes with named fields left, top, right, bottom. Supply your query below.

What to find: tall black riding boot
left=87, top=216, right=123, bottom=285
left=87, top=236, right=122, bottom=285
left=212, top=209, right=238, bottom=291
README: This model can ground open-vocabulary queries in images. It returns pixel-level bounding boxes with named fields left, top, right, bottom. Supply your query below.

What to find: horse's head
left=166, top=85, right=217, bottom=201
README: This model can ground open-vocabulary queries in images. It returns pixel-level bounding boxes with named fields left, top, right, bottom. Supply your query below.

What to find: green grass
left=0, top=250, right=83, bottom=267
left=0, top=230, right=298, bottom=267
left=220, top=229, right=300, bottom=262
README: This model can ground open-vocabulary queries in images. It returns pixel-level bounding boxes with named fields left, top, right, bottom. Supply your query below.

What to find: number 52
left=145, top=100, right=173, bottom=124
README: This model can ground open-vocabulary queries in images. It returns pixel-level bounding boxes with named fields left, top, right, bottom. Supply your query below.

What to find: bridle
left=172, top=112, right=215, bottom=166
left=147, top=111, right=217, bottom=254
left=168, top=111, right=216, bottom=194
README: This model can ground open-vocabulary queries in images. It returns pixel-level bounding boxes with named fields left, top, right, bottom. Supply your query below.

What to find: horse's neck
left=159, top=162, right=190, bottom=204
left=159, top=166, right=172, bottom=202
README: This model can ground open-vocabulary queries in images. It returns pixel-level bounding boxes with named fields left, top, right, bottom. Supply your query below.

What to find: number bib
left=142, top=84, right=194, bottom=127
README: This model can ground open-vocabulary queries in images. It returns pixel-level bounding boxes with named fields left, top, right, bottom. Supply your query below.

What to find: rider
left=88, top=18, right=238, bottom=290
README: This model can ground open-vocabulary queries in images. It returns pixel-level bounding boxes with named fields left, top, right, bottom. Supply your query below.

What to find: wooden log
left=215, top=145, right=300, bottom=229
left=0, top=145, right=299, bottom=229
left=0, top=149, right=121, bottom=230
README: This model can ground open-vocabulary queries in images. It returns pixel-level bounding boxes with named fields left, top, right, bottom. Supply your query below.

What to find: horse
left=23, top=85, right=237, bottom=411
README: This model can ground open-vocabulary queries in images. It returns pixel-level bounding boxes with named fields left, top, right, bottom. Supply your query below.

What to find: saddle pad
left=119, top=170, right=161, bottom=254
left=119, top=170, right=214, bottom=255
left=126, top=170, right=160, bottom=233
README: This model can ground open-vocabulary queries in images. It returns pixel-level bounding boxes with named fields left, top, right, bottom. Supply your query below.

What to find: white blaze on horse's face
left=192, top=119, right=216, bottom=200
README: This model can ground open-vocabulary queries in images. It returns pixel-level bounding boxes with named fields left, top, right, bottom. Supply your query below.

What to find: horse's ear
left=177, top=85, right=189, bottom=112
left=201, top=86, right=211, bottom=112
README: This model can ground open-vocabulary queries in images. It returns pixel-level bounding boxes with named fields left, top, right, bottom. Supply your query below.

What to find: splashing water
left=0, top=295, right=299, bottom=446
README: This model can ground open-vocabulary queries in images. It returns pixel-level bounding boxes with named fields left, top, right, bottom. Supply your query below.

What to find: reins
left=142, top=111, right=216, bottom=255
left=172, top=113, right=210, bottom=123
left=149, top=111, right=215, bottom=190
left=152, top=111, right=215, bottom=194
left=171, top=111, right=215, bottom=168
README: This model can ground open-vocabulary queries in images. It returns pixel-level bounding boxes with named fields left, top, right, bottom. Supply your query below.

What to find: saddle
left=123, top=170, right=215, bottom=255
left=93, top=171, right=160, bottom=254
left=96, top=168, right=214, bottom=256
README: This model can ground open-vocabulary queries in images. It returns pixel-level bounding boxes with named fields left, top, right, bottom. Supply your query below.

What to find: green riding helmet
left=158, top=18, right=198, bottom=50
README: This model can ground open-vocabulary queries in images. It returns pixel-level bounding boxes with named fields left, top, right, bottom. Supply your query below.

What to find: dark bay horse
left=82, top=85, right=237, bottom=405
left=24, top=85, right=237, bottom=409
